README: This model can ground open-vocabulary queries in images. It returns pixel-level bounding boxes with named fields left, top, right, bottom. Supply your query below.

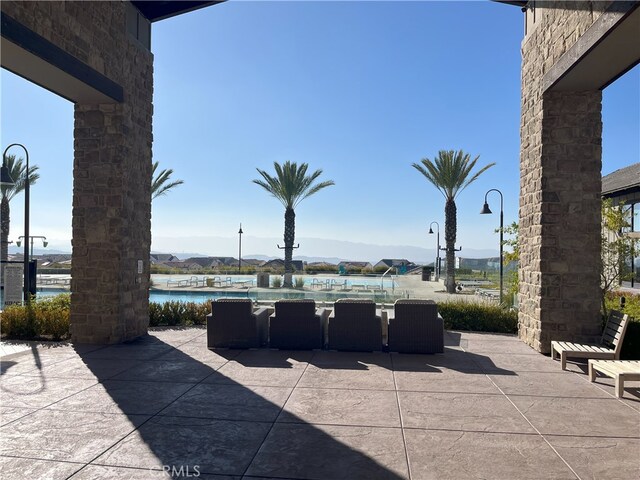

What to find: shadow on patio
left=1, top=328, right=639, bottom=479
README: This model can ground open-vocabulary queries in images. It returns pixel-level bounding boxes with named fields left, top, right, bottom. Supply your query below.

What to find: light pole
left=3, top=144, right=31, bottom=304
left=16, top=235, right=48, bottom=258
left=480, top=188, right=504, bottom=304
left=428, top=221, right=440, bottom=281
left=238, top=223, right=243, bottom=273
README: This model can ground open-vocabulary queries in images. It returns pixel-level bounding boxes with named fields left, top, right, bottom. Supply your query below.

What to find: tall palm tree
left=413, top=150, right=495, bottom=293
left=151, top=161, right=184, bottom=200
left=253, top=161, right=334, bottom=287
left=1, top=154, right=40, bottom=279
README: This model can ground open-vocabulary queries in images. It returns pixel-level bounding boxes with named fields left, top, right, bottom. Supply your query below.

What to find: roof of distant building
left=338, top=261, right=370, bottom=266
left=602, top=163, right=640, bottom=197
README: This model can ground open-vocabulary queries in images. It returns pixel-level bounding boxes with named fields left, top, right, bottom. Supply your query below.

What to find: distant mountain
left=8, top=246, right=70, bottom=255
left=151, top=235, right=498, bottom=264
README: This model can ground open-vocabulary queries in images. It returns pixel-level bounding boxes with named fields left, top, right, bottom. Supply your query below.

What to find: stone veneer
left=519, top=2, right=609, bottom=353
left=2, top=1, right=152, bottom=343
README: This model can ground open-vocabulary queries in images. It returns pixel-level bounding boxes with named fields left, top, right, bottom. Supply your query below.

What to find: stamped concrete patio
left=1, top=328, right=638, bottom=480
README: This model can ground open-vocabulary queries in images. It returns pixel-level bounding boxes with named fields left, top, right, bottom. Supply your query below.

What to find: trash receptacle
left=421, top=266, right=433, bottom=281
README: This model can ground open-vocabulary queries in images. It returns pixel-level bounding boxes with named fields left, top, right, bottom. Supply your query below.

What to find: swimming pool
left=151, top=274, right=397, bottom=290
left=1, top=274, right=402, bottom=306
left=148, top=288, right=397, bottom=304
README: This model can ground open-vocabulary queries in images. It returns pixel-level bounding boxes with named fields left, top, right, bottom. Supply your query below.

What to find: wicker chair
left=206, top=298, right=271, bottom=349
left=269, top=299, right=329, bottom=350
left=388, top=299, right=443, bottom=353
left=328, top=299, right=383, bottom=352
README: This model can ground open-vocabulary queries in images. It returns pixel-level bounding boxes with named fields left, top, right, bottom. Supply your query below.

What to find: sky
left=1, top=0, right=639, bottom=261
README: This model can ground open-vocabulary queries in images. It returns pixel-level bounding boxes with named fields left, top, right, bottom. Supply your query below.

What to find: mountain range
left=10, top=236, right=498, bottom=263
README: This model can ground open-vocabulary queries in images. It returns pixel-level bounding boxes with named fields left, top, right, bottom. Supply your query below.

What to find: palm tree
left=253, top=161, right=334, bottom=287
left=413, top=150, right=495, bottom=294
left=151, top=161, right=184, bottom=200
left=1, top=154, right=40, bottom=280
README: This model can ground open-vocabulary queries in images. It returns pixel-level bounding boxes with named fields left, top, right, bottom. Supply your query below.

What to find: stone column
left=519, top=90, right=603, bottom=353
left=70, top=46, right=153, bottom=344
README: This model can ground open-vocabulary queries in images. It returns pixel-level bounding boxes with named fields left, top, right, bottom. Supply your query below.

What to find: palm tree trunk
left=0, top=197, right=9, bottom=287
left=444, top=197, right=457, bottom=294
left=283, top=207, right=295, bottom=287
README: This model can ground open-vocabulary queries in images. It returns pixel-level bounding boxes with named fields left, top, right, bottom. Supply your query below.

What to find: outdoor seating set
left=206, top=298, right=444, bottom=353
left=551, top=309, right=640, bottom=398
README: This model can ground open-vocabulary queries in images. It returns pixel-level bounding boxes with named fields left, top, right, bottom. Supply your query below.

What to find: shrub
left=271, top=276, right=282, bottom=288
left=0, top=294, right=71, bottom=340
left=1, top=294, right=214, bottom=339
left=149, top=300, right=211, bottom=327
left=294, top=276, right=305, bottom=289
left=0, top=304, right=38, bottom=339
left=438, top=301, right=517, bottom=334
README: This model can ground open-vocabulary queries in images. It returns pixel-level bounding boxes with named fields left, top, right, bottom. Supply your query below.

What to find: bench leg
left=560, top=352, right=567, bottom=370
left=615, top=375, right=624, bottom=398
left=588, top=362, right=596, bottom=382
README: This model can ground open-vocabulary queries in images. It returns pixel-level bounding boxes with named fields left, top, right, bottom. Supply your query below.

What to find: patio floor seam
left=240, top=357, right=315, bottom=477
left=68, top=347, right=239, bottom=477
left=569, top=367, right=640, bottom=413
left=0, top=377, right=101, bottom=428
left=489, top=379, right=584, bottom=480
left=391, top=355, right=412, bottom=480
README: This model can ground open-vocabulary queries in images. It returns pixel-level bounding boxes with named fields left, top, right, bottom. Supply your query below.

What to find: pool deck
left=149, top=274, right=460, bottom=302
left=1, top=328, right=638, bottom=479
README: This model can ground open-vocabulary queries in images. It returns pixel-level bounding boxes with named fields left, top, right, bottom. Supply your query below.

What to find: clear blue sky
left=1, top=1, right=638, bottom=259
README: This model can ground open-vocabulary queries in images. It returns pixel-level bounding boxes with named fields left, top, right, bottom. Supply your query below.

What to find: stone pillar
left=70, top=42, right=153, bottom=344
left=1, top=1, right=155, bottom=344
left=519, top=90, right=603, bottom=353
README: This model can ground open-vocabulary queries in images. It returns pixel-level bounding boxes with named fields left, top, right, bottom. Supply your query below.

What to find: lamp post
left=238, top=223, right=243, bottom=273
left=480, top=188, right=504, bottom=304
left=16, top=235, right=47, bottom=258
left=428, top=221, right=441, bottom=281
left=3, top=144, right=31, bottom=304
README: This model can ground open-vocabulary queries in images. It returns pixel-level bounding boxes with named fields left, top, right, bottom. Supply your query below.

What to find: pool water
left=1, top=274, right=401, bottom=306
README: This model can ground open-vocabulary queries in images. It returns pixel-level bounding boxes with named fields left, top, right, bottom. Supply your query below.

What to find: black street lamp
left=16, top=235, right=48, bottom=258
left=428, top=221, right=441, bottom=281
left=0, top=161, right=15, bottom=186
left=3, top=144, right=31, bottom=304
left=480, top=188, right=504, bottom=304
left=238, top=223, right=243, bottom=273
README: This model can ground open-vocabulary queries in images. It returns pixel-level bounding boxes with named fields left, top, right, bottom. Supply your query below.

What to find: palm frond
left=253, top=161, right=334, bottom=210
left=413, top=149, right=494, bottom=200
left=151, top=161, right=184, bottom=200
left=1, top=154, right=40, bottom=202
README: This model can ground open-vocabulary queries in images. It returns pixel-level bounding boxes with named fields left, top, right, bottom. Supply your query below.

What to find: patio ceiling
left=543, top=2, right=640, bottom=91
left=131, top=1, right=223, bottom=22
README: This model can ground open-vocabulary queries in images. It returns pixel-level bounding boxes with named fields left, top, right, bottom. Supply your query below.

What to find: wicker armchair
left=328, top=299, right=383, bottom=352
left=206, top=298, right=271, bottom=349
left=269, top=299, right=329, bottom=350
left=388, top=299, right=443, bottom=353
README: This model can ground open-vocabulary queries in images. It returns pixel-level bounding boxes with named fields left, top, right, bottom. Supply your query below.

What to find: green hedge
left=1, top=294, right=71, bottom=340
left=438, top=301, right=518, bottom=334
left=148, top=300, right=210, bottom=327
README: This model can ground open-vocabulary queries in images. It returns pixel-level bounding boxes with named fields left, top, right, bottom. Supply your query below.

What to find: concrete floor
left=1, top=328, right=638, bottom=479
